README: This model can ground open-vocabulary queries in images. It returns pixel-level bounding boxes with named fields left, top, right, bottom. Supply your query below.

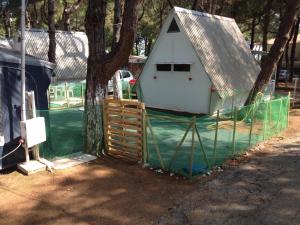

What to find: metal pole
left=21, top=0, right=26, bottom=122
left=21, top=0, right=30, bottom=163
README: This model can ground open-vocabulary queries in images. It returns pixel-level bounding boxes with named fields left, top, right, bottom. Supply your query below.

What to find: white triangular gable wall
left=139, top=10, right=212, bottom=114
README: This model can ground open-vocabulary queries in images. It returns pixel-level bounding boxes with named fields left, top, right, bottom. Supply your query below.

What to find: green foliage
left=0, top=0, right=288, bottom=56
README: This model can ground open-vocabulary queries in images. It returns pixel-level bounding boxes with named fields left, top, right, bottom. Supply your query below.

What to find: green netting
left=145, top=95, right=290, bottom=178
left=37, top=108, right=84, bottom=159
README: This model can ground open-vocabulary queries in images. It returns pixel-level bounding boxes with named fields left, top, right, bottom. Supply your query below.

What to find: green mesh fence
left=145, top=95, right=290, bottom=178
left=37, top=108, right=84, bottom=159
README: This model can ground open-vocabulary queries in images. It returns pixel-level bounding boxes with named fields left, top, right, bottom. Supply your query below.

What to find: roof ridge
left=174, top=6, right=234, bottom=22
left=24, top=28, right=86, bottom=35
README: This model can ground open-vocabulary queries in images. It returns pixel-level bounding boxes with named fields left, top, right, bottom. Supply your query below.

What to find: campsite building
left=138, top=7, right=260, bottom=114
left=0, top=47, right=54, bottom=169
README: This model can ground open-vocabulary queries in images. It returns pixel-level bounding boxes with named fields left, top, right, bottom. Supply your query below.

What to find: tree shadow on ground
left=0, top=156, right=197, bottom=225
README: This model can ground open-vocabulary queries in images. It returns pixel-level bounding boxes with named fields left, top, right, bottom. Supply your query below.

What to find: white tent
left=138, top=7, right=260, bottom=114
left=12, top=29, right=89, bottom=83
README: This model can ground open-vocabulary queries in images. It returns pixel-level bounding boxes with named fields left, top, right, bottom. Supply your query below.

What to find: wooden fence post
left=232, top=106, right=237, bottom=155
left=213, top=110, right=219, bottom=166
left=189, top=117, right=196, bottom=178
left=248, top=105, right=255, bottom=146
left=142, top=108, right=148, bottom=163
left=147, top=118, right=165, bottom=170
left=277, top=98, right=283, bottom=134
left=169, top=122, right=193, bottom=168
left=195, top=126, right=210, bottom=169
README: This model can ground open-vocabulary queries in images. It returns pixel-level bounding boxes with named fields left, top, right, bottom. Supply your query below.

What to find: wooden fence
left=103, top=99, right=145, bottom=161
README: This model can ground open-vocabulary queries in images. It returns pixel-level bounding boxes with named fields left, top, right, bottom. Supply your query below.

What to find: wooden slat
left=108, top=137, right=141, bottom=145
left=103, top=99, right=144, bottom=161
left=105, top=99, right=142, bottom=106
left=107, top=144, right=140, bottom=157
left=108, top=118, right=141, bottom=126
left=108, top=133, right=141, bottom=141
left=107, top=108, right=143, bottom=116
left=108, top=139, right=141, bottom=149
left=108, top=121, right=142, bottom=131
left=108, top=148, right=139, bottom=161
left=108, top=127, right=141, bottom=137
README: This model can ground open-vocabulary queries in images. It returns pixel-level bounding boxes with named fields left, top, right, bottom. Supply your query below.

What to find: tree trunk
left=289, top=16, right=300, bottom=81
left=262, top=0, right=273, bottom=52
left=210, top=0, right=217, bottom=14
left=246, top=0, right=300, bottom=104
left=84, top=0, right=140, bottom=154
left=217, top=0, right=225, bottom=15
left=145, top=38, right=152, bottom=56
left=60, top=0, right=82, bottom=31
left=166, top=0, right=173, bottom=9
left=32, top=2, right=39, bottom=27
left=25, top=9, right=32, bottom=28
left=276, top=54, right=284, bottom=84
left=191, top=0, right=198, bottom=10
left=2, top=10, right=11, bottom=38
left=112, top=0, right=123, bottom=100
left=48, top=0, right=56, bottom=63
left=250, top=15, right=256, bottom=50
left=40, top=0, right=48, bottom=25
left=285, top=25, right=295, bottom=69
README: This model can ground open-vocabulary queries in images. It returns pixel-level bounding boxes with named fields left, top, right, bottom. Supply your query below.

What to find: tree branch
left=166, top=0, right=173, bottom=9
left=104, top=0, right=141, bottom=78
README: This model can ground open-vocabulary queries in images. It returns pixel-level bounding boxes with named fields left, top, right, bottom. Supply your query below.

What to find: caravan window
left=174, top=64, right=190, bottom=72
left=156, top=64, right=171, bottom=71
left=121, top=71, right=131, bottom=78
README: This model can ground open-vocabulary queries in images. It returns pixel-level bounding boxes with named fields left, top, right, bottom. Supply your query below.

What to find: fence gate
left=103, top=99, right=145, bottom=161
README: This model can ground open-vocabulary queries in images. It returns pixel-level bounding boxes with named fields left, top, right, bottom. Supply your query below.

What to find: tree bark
left=112, top=0, right=123, bottom=100
left=246, top=0, right=300, bottom=104
left=191, top=0, right=198, bottom=10
left=289, top=16, right=300, bottom=81
left=25, top=10, right=32, bottom=28
left=40, top=0, right=48, bottom=25
left=84, top=0, right=140, bottom=154
left=32, top=2, right=39, bottom=27
left=276, top=54, right=284, bottom=84
left=262, top=0, right=273, bottom=52
left=166, top=0, right=173, bottom=9
left=250, top=15, right=256, bottom=50
left=284, top=25, right=295, bottom=69
left=60, top=0, right=82, bottom=31
left=210, top=0, right=217, bottom=14
left=2, top=9, right=11, bottom=38
left=48, top=0, right=56, bottom=63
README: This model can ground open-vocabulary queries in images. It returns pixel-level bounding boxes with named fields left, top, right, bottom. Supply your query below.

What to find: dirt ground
left=157, top=110, right=300, bottom=225
left=0, top=110, right=300, bottom=225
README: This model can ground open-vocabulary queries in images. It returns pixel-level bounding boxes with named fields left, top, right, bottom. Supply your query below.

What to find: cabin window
left=167, top=18, right=180, bottom=33
left=174, top=64, right=190, bottom=72
left=156, top=64, right=171, bottom=71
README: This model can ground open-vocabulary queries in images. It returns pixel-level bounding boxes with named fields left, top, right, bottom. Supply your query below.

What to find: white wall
left=210, top=91, right=249, bottom=114
left=139, top=15, right=212, bottom=114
